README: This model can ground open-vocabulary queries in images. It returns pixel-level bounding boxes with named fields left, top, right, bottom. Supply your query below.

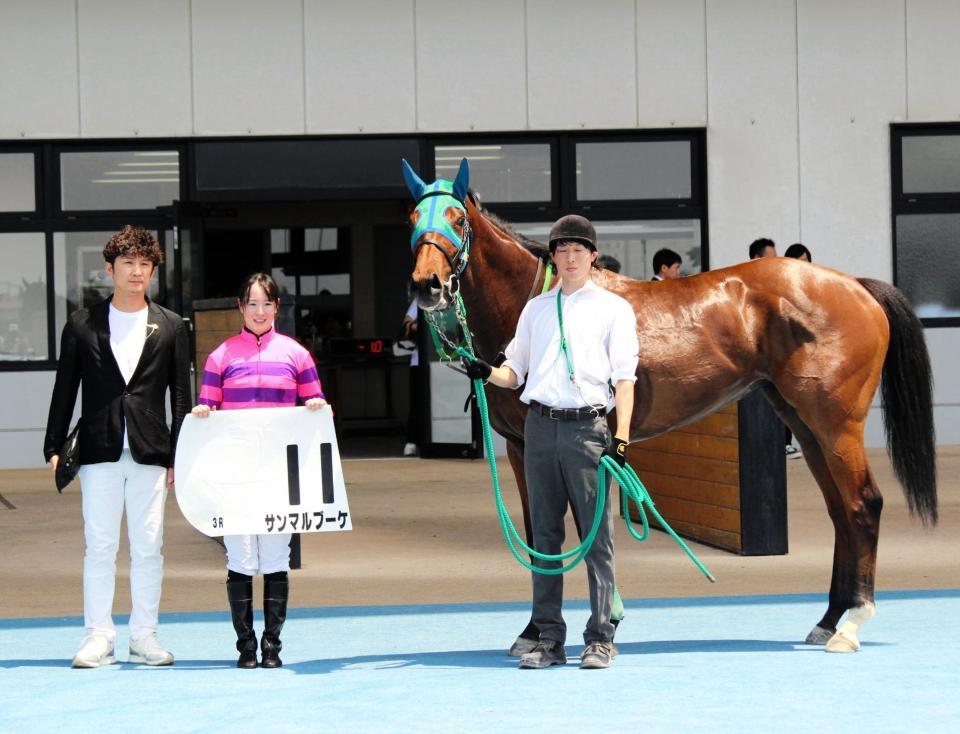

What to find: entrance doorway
left=171, top=200, right=424, bottom=457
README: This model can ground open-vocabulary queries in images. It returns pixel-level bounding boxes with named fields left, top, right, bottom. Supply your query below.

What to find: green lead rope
left=422, top=291, right=715, bottom=584
left=462, top=345, right=714, bottom=583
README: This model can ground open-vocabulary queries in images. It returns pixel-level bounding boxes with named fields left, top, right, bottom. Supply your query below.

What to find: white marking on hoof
left=805, top=626, right=834, bottom=645
left=824, top=602, right=876, bottom=653
left=825, top=628, right=860, bottom=653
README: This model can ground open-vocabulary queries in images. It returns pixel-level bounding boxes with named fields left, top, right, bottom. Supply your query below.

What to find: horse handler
left=464, top=215, right=639, bottom=669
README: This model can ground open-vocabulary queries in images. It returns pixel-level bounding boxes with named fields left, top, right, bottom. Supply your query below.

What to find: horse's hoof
left=507, top=636, right=539, bottom=657
left=804, top=626, right=835, bottom=645
left=825, top=629, right=860, bottom=653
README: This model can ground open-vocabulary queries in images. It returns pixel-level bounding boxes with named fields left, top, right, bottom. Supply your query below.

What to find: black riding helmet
left=548, top=214, right=597, bottom=251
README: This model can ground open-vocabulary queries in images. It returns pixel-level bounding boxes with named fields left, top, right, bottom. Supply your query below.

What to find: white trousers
left=78, top=450, right=167, bottom=642
left=224, top=534, right=292, bottom=576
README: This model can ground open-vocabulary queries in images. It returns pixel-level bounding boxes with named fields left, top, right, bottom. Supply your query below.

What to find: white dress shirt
left=502, top=279, right=639, bottom=409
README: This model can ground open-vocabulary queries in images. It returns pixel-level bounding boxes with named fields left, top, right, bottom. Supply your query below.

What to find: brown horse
left=403, top=160, right=937, bottom=653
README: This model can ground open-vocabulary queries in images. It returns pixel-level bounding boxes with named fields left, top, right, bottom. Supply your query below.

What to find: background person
left=44, top=226, right=191, bottom=668
left=597, top=254, right=621, bottom=273
left=399, top=298, right=422, bottom=457
left=782, top=242, right=812, bottom=458
left=193, top=272, right=327, bottom=669
left=785, top=243, right=812, bottom=262
left=749, top=238, right=777, bottom=259
left=651, top=248, right=682, bottom=280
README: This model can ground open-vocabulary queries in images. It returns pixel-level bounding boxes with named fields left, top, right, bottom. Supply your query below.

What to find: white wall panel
left=416, top=0, right=527, bottom=132
left=797, top=0, right=905, bottom=281
left=636, top=0, right=707, bottom=127
left=905, top=0, right=960, bottom=121
left=0, top=0, right=79, bottom=138
left=867, top=405, right=960, bottom=449
left=0, top=431, right=51, bottom=470
left=77, top=0, right=192, bottom=137
left=864, top=329, right=960, bottom=447
left=192, top=0, right=304, bottom=135
left=304, top=0, right=415, bottom=134
left=927, top=328, right=960, bottom=405
left=526, top=0, right=637, bottom=130
left=706, top=0, right=799, bottom=268
left=0, top=371, right=59, bottom=469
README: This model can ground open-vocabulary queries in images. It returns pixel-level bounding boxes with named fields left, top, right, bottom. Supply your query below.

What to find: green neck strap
left=540, top=263, right=554, bottom=294
left=556, top=288, right=576, bottom=383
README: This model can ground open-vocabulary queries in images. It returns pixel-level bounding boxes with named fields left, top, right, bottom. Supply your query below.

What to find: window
left=304, top=228, right=338, bottom=252
left=53, top=231, right=161, bottom=354
left=576, top=140, right=692, bottom=201
left=902, top=135, right=960, bottom=193
left=892, top=126, right=960, bottom=325
left=0, top=153, right=37, bottom=213
left=894, top=214, right=960, bottom=318
left=434, top=143, right=552, bottom=203
left=514, top=220, right=701, bottom=280
left=60, top=150, right=181, bottom=211
left=0, top=233, right=47, bottom=360
left=435, top=132, right=708, bottom=278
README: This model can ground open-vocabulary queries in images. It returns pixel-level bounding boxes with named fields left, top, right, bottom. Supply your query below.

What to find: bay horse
left=403, top=159, right=937, bottom=653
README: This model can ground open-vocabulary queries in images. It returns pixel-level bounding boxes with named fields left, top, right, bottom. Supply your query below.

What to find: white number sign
left=174, top=406, right=352, bottom=537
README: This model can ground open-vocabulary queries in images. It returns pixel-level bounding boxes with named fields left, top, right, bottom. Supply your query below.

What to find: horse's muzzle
left=413, top=275, right=447, bottom=311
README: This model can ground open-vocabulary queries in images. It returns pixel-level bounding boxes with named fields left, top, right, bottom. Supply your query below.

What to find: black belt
left=530, top=401, right=607, bottom=421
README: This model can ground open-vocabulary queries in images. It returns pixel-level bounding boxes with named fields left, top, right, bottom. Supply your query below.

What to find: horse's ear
left=452, top=157, right=470, bottom=202
left=401, top=159, right=426, bottom=200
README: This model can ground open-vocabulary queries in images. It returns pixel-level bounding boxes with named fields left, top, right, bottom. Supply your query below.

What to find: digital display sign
left=325, top=337, right=393, bottom=358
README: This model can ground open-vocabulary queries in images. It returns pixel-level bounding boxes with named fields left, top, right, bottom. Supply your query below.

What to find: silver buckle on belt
left=549, top=407, right=562, bottom=419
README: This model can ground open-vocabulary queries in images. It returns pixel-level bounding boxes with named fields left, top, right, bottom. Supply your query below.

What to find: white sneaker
left=72, top=634, right=116, bottom=668
left=129, top=633, right=174, bottom=666
left=403, top=443, right=418, bottom=457
left=785, top=445, right=802, bottom=460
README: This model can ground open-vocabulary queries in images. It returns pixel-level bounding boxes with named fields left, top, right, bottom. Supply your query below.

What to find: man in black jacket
left=44, top=226, right=191, bottom=668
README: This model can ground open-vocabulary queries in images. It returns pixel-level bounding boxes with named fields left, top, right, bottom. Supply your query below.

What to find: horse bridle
left=411, top=190, right=473, bottom=301
left=412, top=192, right=554, bottom=368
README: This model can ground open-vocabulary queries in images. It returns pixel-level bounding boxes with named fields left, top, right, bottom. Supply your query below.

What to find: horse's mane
left=481, top=210, right=552, bottom=263
left=481, top=209, right=606, bottom=271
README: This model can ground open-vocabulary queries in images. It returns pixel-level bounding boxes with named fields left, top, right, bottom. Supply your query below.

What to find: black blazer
left=44, top=297, right=191, bottom=469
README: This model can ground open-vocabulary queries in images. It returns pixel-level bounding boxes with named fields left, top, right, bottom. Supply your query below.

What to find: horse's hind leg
left=762, top=387, right=881, bottom=650
left=812, top=424, right=883, bottom=653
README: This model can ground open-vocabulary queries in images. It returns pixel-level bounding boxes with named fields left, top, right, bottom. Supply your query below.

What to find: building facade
left=1, top=0, right=958, bottom=468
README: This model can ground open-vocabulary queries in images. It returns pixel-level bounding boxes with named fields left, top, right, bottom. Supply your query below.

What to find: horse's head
left=402, top=158, right=472, bottom=311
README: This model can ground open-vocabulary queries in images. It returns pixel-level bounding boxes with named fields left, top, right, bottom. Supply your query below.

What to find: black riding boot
left=226, top=571, right=258, bottom=669
left=260, top=571, right=289, bottom=669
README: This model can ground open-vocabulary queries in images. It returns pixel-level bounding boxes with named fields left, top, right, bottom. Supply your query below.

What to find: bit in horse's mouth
left=413, top=275, right=449, bottom=312
left=417, top=293, right=448, bottom=312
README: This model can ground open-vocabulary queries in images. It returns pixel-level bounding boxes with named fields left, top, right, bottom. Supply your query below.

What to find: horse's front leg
left=504, top=437, right=540, bottom=655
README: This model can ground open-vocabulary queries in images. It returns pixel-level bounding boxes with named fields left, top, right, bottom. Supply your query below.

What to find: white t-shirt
left=502, top=280, right=639, bottom=410
left=109, top=303, right=148, bottom=448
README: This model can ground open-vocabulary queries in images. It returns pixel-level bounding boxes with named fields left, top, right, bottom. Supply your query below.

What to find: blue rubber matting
left=2, top=590, right=958, bottom=733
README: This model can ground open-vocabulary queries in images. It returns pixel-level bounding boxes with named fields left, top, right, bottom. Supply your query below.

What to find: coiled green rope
left=465, top=350, right=714, bottom=582
left=422, top=292, right=714, bottom=582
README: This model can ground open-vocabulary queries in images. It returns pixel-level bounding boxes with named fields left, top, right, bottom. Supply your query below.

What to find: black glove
left=463, top=356, right=492, bottom=381
left=602, top=437, right=629, bottom=468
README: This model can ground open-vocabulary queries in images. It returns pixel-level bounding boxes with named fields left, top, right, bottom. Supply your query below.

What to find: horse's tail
left=857, top=278, right=938, bottom=525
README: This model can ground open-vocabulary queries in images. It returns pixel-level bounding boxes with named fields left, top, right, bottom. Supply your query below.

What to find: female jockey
left=192, top=272, right=327, bottom=668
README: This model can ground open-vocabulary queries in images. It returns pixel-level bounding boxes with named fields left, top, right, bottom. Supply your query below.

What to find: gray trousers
left=524, top=409, right=615, bottom=645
